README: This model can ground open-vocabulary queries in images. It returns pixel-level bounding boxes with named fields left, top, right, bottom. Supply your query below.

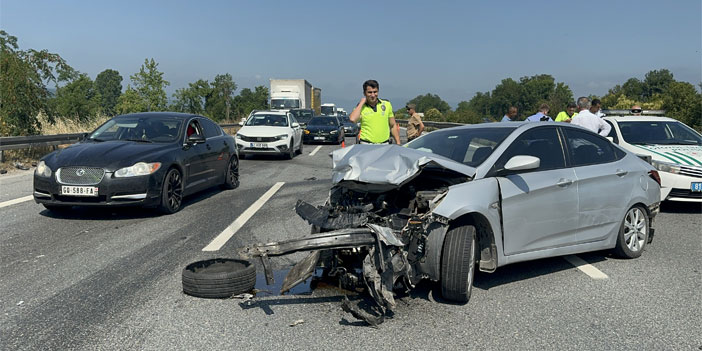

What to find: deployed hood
left=630, top=144, right=702, bottom=167
left=331, top=144, right=476, bottom=187
left=43, top=140, right=174, bottom=169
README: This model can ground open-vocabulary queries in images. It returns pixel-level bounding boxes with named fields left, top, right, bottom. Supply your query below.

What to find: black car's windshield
left=291, top=109, right=314, bottom=119
left=308, top=117, right=339, bottom=127
left=618, top=121, right=702, bottom=145
left=341, top=117, right=353, bottom=124
left=406, top=127, right=516, bottom=166
left=245, top=114, right=289, bottom=127
left=89, top=116, right=182, bottom=143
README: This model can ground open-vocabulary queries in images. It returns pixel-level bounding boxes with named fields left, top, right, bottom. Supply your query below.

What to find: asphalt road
left=1, top=135, right=701, bottom=351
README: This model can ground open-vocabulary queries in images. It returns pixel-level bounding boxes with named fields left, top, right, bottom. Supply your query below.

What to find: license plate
left=691, top=182, right=702, bottom=192
left=61, top=186, right=98, bottom=196
left=314, top=136, right=325, bottom=140
left=250, top=143, right=267, bottom=148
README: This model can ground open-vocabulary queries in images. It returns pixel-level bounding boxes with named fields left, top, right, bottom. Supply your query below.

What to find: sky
left=1, top=0, right=700, bottom=114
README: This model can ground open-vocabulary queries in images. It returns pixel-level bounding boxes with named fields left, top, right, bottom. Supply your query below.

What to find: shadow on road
left=660, top=201, right=701, bottom=214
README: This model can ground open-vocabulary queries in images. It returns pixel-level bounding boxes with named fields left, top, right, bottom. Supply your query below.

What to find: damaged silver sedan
left=232, top=122, right=661, bottom=324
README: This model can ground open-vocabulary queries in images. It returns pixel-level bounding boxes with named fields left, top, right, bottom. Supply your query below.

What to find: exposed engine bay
left=237, top=166, right=471, bottom=325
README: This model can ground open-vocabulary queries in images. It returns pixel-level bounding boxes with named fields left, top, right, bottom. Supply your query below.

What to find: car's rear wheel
left=159, top=168, right=183, bottom=214
left=614, top=206, right=649, bottom=258
left=221, top=155, right=239, bottom=190
left=440, top=223, right=476, bottom=303
left=182, top=258, right=256, bottom=298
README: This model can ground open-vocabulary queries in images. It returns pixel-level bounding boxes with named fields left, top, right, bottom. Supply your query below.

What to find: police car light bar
left=601, top=109, right=666, bottom=115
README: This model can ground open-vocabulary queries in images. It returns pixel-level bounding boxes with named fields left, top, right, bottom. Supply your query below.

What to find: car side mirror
left=187, top=134, right=206, bottom=145
left=504, top=155, right=540, bottom=171
left=606, top=136, right=614, bottom=143
left=292, top=122, right=300, bottom=128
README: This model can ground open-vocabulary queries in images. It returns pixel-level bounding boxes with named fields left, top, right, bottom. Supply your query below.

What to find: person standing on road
left=590, top=98, right=605, bottom=117
left=501, top=106, right=518, bottom=122
left=405, top=103, right=425, bottom=142
left=526, top=104, right=552, bottom=122
left=571, top=97, right=611, bottom=136
left=555, top=102, right=577, bottom=122
left=349, top=80, right=401, bottom=144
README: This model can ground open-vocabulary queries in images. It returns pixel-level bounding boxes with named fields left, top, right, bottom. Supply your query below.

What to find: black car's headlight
left=276, top=134, right=288, bottom=140
left=35, top=161, right=52, bottom=178
left=651, top=160, right=680, bottom=174
left=330, top=130, right=338, bottom=134
left=115, top=162, right=162, bottom=178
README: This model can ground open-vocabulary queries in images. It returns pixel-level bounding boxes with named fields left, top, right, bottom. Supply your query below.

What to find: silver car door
left=564, top=128, right=631, bottom=244
left=493, top=126, right=579, bottom=255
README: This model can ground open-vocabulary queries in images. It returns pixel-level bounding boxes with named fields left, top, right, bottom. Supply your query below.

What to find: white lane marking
left=308, top=146, right=322, bottom=156
left=202, top=182, right=285, bottom=252
left=563, top=255, right=609, bottom=280
left=0, top=195, right=34, bottom=209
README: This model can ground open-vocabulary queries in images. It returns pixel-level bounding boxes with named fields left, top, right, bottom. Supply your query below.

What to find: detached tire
left=182, top=258, right=256, bottom=298
left=440, top=224, right=477, bottom=303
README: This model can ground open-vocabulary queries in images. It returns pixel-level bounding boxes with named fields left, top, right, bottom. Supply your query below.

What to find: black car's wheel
left=159, top=168, right=184, bottom=214
left=221, top=155, right=240, bottom=190
left=440, top=223, right=477, bottom=303
left=285, top=140, right=294, bottom=159
left=613, top=206, right=649, bottom=259
left=182, top=258, right=256, bottom=298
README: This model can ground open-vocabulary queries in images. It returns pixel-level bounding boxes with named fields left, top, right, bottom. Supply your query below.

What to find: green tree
left=94, top=69, right=122, bottom=115
left=423, top=108, right=444, bottom=122
left=205, top=74, right=237, bottom=120
left=620, top=78, right=645, bottom=101
left=489, top=78, right=522, bottom=118
left=232, top=86, right=269, bottom=117
left=54, top=73, right=102, bottom=122
left=0, top=30, right=75, bottom=136
left=662, top=81, right=701, bottom=130
left=643, top=69, right=674, bottom=99
left=130, top=58, right=169, bottom=111
left=171, top=79, right=212, bottom=115
left=406, top=93, right=452, bottom=114
left=115, top=85, right=146, bottom=114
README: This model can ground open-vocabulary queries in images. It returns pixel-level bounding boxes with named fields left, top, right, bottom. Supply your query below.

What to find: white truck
left=270, top=79, right=320, bottom=112
left=321, top=103, right=338, bottom=116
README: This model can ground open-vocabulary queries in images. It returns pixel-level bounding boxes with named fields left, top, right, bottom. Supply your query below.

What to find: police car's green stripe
left=634, top=145, right=682, bottom=164
left=663, top=152, right=692, bottom=166
left=672, top=151, right=702, bottom=166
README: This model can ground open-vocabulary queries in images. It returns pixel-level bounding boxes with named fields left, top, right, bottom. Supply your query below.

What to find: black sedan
left=302, top=116, right=345, bottom=144
left=33, top=112, right=240, bottom=214
left=340, top=116, right=359, bottom=136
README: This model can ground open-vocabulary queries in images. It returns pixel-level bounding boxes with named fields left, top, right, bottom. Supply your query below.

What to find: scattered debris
left=289, top=319, right=305, bottom=327
left=31, top=161, right=37, bottom=167
left=36, top=255, right=45, bottom=258
left=230, top=293, right=254, bottom=301
left=304, top=177, right=317, bottom=181
left=0, top=169, right=7, bottom=174
left=17, top=301, right=24, bottom=306
left=14, top=162, right=29, bottom=171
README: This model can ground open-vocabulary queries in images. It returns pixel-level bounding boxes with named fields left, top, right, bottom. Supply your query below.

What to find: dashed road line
left=0, top=195, right=34, bottom=209
left=563, top=255, right=609, bottom=280
left=202, top=182, right=285, bottom=252
left=309, top=146, right=322, bottom=156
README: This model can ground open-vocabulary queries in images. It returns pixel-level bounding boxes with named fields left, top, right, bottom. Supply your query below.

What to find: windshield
left=89, top=116, right=182, bottom=143
left=290, top=109, right=314, bottom=120
left=245, top=114, right=289, bottom=127
left=321, top=106, right=336, bottom=115
left=618, top=121, right=702, bottom=145
left=406, top=127, right=516, bottom=166
left=308, top=117, right=339, bottom=127
left=271, top=99, right=300, bottom=109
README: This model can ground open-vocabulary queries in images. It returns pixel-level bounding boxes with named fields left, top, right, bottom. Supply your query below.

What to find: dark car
left=289, top=108, right=315, bottom=127
left=339, top=116, right=359, bottom=136
left=33, top=112, right=240, bottom=214
left=302, top=116, right=345, bottom=144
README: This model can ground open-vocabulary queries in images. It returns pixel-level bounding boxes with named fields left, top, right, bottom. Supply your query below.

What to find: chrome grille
left=239, top=135, right=277, bottom=142
left=679, top=165, right=702, bottom=178
left=56, top=167, right=105, bottom=185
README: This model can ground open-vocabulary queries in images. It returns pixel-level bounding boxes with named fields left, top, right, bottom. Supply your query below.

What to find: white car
left=235, top=111, right=303, bottom=159
left=603, top=115, right=702, bottom=202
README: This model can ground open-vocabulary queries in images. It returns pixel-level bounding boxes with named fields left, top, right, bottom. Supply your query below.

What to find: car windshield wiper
left=124, top=138, right=153, bottom=143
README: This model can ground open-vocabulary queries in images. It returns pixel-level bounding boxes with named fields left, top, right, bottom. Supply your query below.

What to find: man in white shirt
left=571, top=97, right=611, bottom=137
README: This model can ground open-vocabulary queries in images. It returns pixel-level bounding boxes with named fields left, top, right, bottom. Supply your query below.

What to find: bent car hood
left=44, top=141, right=174, bottom=169
left=331, top=144, right=476, bottom=187
left=628, top=144, right=702, bottom=167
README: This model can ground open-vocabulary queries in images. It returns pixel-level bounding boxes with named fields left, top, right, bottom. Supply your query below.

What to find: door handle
left=615, top=169, right=628, bottom=177
left=206, top=144, right=211, bottom=150
left=556, top=178, right=573, bottom=187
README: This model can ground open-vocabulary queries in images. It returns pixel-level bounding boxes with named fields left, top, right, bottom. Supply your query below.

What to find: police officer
left=349, top=80, right=401, bottom=144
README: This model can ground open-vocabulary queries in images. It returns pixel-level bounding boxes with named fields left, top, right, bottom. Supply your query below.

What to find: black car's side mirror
left=187, top=134, right=206, bottom=145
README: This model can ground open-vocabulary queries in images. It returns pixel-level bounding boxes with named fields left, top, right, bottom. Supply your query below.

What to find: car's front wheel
left=440, top=223, right=477, bottom=303
left=614, top=206, right=649, bottom=258
left=296, top=139, right=303, bottom=155
left=285, top=140, right=294, bottom=159
left=159, top=168, right=184, bottom=214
